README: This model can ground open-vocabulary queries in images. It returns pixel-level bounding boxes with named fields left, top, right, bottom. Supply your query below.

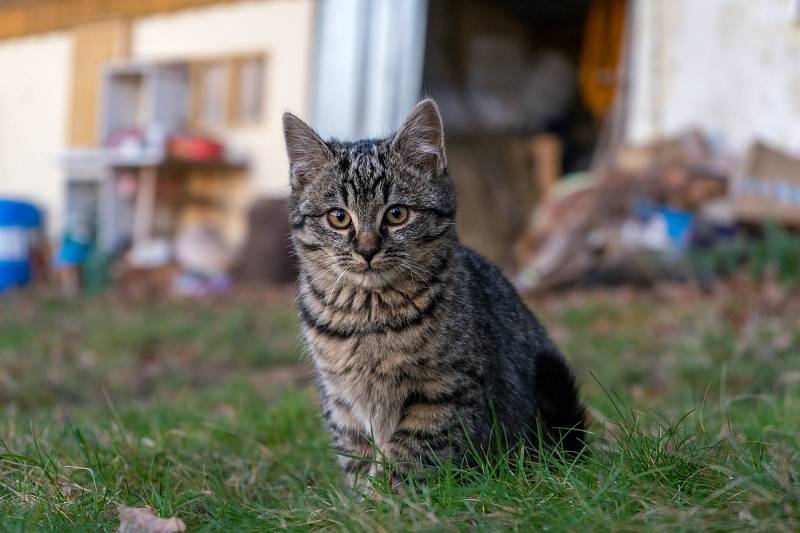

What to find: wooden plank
left=528, top=134, right=562, bottom=200
left=0, top=0, right=239, bottom=40
left=226, top=57, right=242, bottom=127
left=133, top=167, right=158, bottom=244
left=68, top=18, right=130, bottom=146
left=188, top=62, right=204, bottom=132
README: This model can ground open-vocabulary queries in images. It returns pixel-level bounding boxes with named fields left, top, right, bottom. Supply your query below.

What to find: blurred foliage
left=692, top=223, right=800, bottom=285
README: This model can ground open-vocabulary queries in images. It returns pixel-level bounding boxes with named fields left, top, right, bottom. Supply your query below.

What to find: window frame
left=189, top=53, right=266, bottom=132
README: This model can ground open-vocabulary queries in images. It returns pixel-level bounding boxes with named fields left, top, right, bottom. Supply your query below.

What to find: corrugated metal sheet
left=312, top=0, right=428, bottom=140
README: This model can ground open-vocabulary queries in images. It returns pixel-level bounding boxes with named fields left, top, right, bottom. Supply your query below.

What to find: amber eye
left=326, top=208, right=352, bottom=229
left=384, top=205, right=410, bottom=226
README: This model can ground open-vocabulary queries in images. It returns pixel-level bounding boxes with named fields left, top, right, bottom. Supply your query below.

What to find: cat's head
left=284, top=99, right=455, bottom=288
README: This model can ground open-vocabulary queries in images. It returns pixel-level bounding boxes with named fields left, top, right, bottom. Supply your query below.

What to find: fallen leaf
left=118, top=506, right=186, bottom=533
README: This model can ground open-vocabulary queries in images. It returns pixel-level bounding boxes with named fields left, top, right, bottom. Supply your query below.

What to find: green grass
left=1, top=285, right=799, bottom=531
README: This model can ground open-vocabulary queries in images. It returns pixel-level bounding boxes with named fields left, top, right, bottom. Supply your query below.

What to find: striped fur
left=284, top=100, right=586, bottom=488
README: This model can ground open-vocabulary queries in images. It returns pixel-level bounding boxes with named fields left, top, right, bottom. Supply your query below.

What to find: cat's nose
left=354, top=234, right=381, bottom=264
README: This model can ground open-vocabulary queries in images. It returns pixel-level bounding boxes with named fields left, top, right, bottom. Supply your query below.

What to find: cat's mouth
left=327, top=252, right=426, bottom=288
left=351, top=252, right=387, bottom=273
left=351, top=262, right=388, bottom=277
left=353, top=261, right=379, bottom=273
left=339, top=261, right=398, bottom=288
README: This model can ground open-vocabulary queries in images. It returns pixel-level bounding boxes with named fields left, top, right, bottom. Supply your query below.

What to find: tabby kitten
left=284, top=99, right=585, bottom=487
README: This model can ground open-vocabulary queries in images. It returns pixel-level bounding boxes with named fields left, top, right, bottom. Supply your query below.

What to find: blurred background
left=2, top=0, right=800, bottom=415
left=2, top=1, right=800, bottom=528
left=1, top=0, right=799, bottom=295
left=1, top=0, right=800, bottom=400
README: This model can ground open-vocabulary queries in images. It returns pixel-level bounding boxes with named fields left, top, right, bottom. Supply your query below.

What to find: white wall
left=132, top=0, right=316, bottom=197
left=0, top=0, right=315, bottom=240
left=0, top=33, right=71, bottom=236
left=627, top=0, right=800, bottom=156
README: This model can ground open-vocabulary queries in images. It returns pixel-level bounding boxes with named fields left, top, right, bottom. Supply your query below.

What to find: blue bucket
left=0, top=199, right=41, bottom=292
left=658, top=207, right=695, bottom=251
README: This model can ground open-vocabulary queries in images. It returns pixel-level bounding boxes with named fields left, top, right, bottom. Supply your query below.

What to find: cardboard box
left=614, top=130, right=711, bottom=173
left=733, top=142, right=800, bottom=226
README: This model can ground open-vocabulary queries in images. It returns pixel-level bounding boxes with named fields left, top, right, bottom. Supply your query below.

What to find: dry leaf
left=118, top=506, right=186, bottom=533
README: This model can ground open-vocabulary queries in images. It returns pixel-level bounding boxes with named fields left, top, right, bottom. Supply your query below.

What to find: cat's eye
left=384, top=205, right=410, bottom=226
left=326, top=208, right=352, bottom=229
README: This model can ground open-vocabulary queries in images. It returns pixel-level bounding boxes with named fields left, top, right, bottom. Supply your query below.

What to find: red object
left=168, top=135, right=224, bottom=161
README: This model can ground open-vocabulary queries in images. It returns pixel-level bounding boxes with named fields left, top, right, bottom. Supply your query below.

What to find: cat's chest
left=299, top=281, right=440, bottom=441
left=308, top=332, right=421, bottom=441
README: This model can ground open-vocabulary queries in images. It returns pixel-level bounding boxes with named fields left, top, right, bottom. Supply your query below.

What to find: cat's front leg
left=377, top=402, right=461, bottom=489
left=333, top=434, right=374, bottom=490
left=320, top=396, right=375, bottom=489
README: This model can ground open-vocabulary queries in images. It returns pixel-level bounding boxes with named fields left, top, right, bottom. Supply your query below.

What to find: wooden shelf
left=61, top=147, right=247, bottom=172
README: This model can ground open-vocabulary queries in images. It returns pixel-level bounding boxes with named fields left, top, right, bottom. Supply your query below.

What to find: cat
left=284, top=99, right=586, bottom=488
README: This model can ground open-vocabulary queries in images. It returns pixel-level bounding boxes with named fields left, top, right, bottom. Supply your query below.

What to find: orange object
left=579, top=0, right=628, bottom=119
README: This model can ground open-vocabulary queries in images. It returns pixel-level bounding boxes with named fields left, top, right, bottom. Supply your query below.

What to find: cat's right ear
left=283, top=113, right=333, bottom=189
left=391, top=99, right=447, bottom=177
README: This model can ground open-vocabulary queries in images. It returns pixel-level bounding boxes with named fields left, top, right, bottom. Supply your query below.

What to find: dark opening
left=423, top=0, right=622, bottom=268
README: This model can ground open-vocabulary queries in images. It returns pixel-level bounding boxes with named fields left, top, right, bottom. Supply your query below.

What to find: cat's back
left=454, top=246, right=558, bottom=423
left=458, top=246, right=546, bottom=344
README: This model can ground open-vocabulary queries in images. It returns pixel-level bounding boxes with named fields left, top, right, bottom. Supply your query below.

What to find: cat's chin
left=343, top=267, right=398, bottom=289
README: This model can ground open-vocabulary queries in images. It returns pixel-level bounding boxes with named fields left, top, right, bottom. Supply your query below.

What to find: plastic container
left=0, top=199, right=41, bottom=292
left=659, top=207, right=695, bottom=251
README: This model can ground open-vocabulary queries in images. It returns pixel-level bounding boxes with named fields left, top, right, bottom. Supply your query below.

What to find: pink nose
left=354, top=234, right=380, bottom=263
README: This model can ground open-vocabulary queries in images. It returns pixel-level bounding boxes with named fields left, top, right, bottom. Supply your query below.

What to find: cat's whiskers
left=395, top=252, right=433, bottom=278
left=294, top=255, right=344, bottom=307
left=405, top=258, right=435, bottom=278
left=396, top=258, right=434, bottom=297
left=326, top=266, right=351, bottom=306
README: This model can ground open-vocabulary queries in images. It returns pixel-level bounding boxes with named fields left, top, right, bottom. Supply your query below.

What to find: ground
left=1, top=280, right=798, bottom=531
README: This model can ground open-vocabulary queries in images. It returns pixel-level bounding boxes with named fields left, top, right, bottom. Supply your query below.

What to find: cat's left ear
left=283, top=112, right=333, bottom=189
left=390, top=99, right=447, bottom=177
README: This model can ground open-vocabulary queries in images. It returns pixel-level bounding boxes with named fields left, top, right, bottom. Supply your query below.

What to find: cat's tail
left=535, top=350, right=588, bottom=455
